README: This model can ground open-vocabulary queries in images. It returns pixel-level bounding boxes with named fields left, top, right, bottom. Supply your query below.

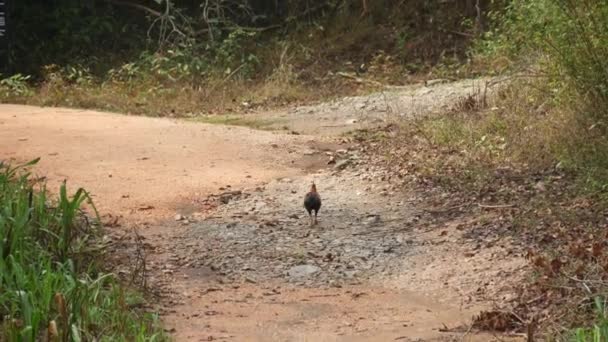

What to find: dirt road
left=0, top=104, right=319, bottom=219
left=0, top=79, right=524, bottom=341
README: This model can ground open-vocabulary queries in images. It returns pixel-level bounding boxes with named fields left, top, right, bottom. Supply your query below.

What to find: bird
left=304, top=182, right=322, bottom=226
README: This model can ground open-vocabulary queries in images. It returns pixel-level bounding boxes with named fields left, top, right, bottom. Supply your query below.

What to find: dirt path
left=0, top=104, right=326, bottom=220
left=0, top=79, right=523, bottom=341
left=255, top=77, right=497, bottom=136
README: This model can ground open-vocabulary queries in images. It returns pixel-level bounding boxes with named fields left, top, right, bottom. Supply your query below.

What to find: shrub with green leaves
left=0, top=159, right=165, bottom=341
left=484, top=0, right=608, bottom=107
left=480, top=0, right=608, bottom=191
left=0, top=74, right=33, bottom=99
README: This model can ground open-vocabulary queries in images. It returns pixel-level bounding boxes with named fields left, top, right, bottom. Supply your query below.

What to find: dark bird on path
left=304, top=182, right=321, bottom=226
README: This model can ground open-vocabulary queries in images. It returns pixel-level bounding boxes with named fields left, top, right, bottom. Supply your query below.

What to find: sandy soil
left=0, top=104, right=318, bottom=220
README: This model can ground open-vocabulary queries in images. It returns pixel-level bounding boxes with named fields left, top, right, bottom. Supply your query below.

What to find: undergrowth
left=0, top=159, right=164, bottom=341
left=357, top=76, right=608, bottom=338
left=358, top=0, right=608, bottom=334
left=0, top=1, right=497, bottom=116
left=479, top=0, right=608, bottom=190
left=571, top=298, right=608, bottom=341
left=0, top=50, right=331, bottom=117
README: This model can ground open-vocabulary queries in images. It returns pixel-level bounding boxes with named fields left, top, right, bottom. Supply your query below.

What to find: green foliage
left=8, top=0, right=267, bottom=78
left=478, top=1, right=553, bottom=59
left=103, top=28, right=260, bottom=83
left=0, top=159, right=165, bottom=341
left=63, top=66, right=94, bottom=86
left=0, top=74, right=32, bottom=98
left=10, top=1, right=148, bottom=77
left=480, top=0, right=608, bottom=191
left=482, top=0, right=608, bottom=112
left=213, top=28, right=260, bottom=77
left=0, top=1, right=501, bottom=116
left=129, top=49, right=209, bottom=81
left=571, top=298, right=608, bottom=342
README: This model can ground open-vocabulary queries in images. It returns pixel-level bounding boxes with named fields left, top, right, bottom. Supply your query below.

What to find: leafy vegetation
left=571, top=298, right=608, bottom=342
left=0, top=159, right=164, bottom=341
left=0, top=0, right=498, bottom=114
left=478, top=0, right=608, bottom=190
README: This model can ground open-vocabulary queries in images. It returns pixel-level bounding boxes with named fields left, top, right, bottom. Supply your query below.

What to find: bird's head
left=310, top=182, right=317, bottom=193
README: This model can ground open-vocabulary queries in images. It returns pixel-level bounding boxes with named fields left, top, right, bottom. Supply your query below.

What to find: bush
left=479, top=0, right=608, bottom=192
left=0, top=159, right=165, bottom=341
left=0, top=74, right=33, bottom=99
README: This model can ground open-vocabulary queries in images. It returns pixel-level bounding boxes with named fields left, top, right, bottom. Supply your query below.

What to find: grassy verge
left=0, top=61, right=352, bottom=118
left=0, top=0, right=492, bottom=118
left=0, top=159, right=165, bottom=341
left=355, top=76, right=608, bottom=339
left=361, top=0, right=608, bottom=336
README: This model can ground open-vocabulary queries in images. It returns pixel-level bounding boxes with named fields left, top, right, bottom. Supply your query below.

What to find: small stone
left=288, top=265, right=321, bottom=279
left=335, top=159, right=351, bottom=170
left=534, top=181, right=546, bottom=192
left=365, top=215, right=381, bottom=225
left=344, top=270, right=358, bottom=278
left=329, top=280, right=342, bottom=288
left=174, top=214, right=184, bottom=221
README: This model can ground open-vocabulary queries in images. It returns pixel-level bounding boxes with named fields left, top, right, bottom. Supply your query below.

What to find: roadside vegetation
left=0, top=0, right=496, bottom=115
left=352, top=0, right=608, bottom=339
left=0, top=159, right=165, bottom=341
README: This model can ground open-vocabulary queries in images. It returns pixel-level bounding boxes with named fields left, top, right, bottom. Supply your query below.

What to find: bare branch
left=104, top=0, right=162, bottom=17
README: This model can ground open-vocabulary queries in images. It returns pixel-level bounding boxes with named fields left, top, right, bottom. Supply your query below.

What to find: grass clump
left=0, top=159, right=165, bottom=341
left=570, top=298, right=608, bottom=342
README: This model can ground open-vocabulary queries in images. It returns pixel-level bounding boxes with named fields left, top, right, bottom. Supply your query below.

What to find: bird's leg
left=314, top=212, right=318, bottom=225
left=309, top=213, right=313, bottom=226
